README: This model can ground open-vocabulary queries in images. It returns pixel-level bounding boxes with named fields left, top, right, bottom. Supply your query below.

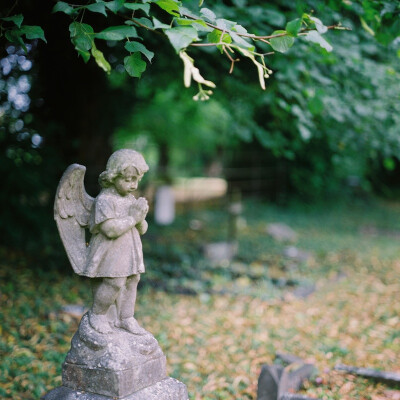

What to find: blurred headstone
left=283, top=247, right=311, bottom=262
left=154, top=185, right=175, bottom=225
left=204, top=241, right=238, bottom=264
left=257, top=354, right=317, bottom=400
left=278, top=363, right=317, bottom=399
left=267, top=223, right=297, bottom=242
left=291, top=284, right=316, bottom=299
left=257, top=365, right=284, bottom=400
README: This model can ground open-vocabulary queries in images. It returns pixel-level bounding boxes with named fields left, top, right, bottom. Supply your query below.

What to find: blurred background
left=1, top=0, right=399, bottom=399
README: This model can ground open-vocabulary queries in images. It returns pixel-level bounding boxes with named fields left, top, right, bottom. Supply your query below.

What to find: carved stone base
left=63, top=355, right=167, bottom=398
left=42, top=377, right=188, bottom=400
left=42, top=312, right=187, bottom=399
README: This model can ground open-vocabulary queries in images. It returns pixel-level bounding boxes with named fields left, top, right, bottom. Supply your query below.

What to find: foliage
left=0, top=13, right=46, bottom=52
left=343, top=0, right=400, bottom=45
left=1, top=199, right=400, bottom=399
left=2, top=0, right=341, bottom=100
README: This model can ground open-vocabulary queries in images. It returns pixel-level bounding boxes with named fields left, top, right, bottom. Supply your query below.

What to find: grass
left=1, top=197, right=400, bottom=399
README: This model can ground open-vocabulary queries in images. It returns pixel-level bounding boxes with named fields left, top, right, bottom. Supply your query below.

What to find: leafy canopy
left=1, top=0, right=343, bottom=100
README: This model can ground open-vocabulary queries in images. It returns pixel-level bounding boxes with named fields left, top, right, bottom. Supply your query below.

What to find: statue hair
left=99, top=149, right=149, bottom=188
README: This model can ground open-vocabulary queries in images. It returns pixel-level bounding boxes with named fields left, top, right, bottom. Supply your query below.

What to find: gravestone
left=42, top=150, right=188, bottom=400
left=257, top=354, right=316, bottom=400
left=154, top=185, right=175, bottom=225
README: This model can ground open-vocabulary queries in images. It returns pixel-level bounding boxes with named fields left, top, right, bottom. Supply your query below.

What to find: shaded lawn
left=1, top=198, right=400, bottom=399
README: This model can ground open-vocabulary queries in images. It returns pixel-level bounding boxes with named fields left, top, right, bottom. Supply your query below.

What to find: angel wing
left=54, top=164, right=94, bottom=275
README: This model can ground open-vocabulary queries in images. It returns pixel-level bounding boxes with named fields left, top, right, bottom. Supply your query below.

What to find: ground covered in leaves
left=1, top=198, right=400, bottom=399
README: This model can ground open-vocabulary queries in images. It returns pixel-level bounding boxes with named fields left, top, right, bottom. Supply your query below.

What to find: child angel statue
left=55, top=149, right=150, bottom=335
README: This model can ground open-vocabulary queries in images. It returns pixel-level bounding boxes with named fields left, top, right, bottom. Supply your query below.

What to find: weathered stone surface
left=278, top=363, right=316, bottom=399
left=258, top=356, right=317, bottom=400
left=61, top=313, right=166, bottom=398
left=257, top=364, right=284, bottom=400
left=46, top=150, right=188, bottom=400
left=42, top=377, right=188, bottom=400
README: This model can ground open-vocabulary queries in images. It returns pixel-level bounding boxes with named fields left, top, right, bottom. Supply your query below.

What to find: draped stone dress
left=82, top=188, right=145, bottom=278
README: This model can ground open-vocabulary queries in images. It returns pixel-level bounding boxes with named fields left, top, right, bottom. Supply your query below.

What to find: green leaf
left=299, top=124, right=312, bottom=140
left=207, top=29, right=231, bottom=44
left=304, top=30, right=333, bottom=52
left=69, top=22, right=94, bottom=37
left=200, top=8, right=216, bottom=23
left=69, top=23, right=94, bottom=51
left=77, top=50, right=91, bottom=63
left=132, top=17, right=153, bottom=29
left=155, top=0, right=180, bottom=17
left=124, top=3, right=150, bottom=14
left=309, top=16, right=328, bottom=34
left=87, top=3, right=108, bottom=16
left=165, top=26, right=198, bottom=52
left=308, top=96, right=324, bottom=115
left=286, top=18, right=302, bottom=37
left=96, top=25, right=138, bottom=40
left=216, top=18, right=237, bottom=31
left=230, top=32, right=254, bottom=51
left=176, top=18, right=208, bottom=28
left=152, top=17, right=171, bottom=29
left=269, top=30, right=294, bottom=53
left=263, top=10, right=286, bottom=27
left=233, top=24, right=247, bottom=34
left=1, top=14, right=24, bottom=28
left=20, top=25, right=47, bottom=43
left=91, top=47, right=111, bottom=73
left=383, top=158, right=395, bottom=171
left=5, top=29, right=27, bottom=51
left=105, top=0, right=125, bottom=13
left=207, top=29, right=231, bottom=53
left=125, top=41, right=154, bottom=62
left=53, top=2, right=76, bottom=15
left=124, top=53, right=146, bottom=77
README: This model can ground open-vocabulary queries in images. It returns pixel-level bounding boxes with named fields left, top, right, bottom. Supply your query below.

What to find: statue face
left=114, top=166, right=140, bottom=196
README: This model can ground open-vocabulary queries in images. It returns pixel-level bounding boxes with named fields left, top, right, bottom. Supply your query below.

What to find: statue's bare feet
left=116, top=317, right=147, bottom=335
left=88, top=311, right=113, bottom=334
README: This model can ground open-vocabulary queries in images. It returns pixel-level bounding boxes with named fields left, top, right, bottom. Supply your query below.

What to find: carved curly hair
left=99, top=149, right=149, bottom=188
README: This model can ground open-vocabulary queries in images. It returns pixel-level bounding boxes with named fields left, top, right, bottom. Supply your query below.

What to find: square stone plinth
left=42, top=377, right=188, bottom=400
left=63, top=355, right=167, bottom=398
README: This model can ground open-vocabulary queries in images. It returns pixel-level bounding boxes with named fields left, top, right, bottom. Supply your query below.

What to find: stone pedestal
left=43, top=377, right=188, bottom=400
left=42, top=313, right=188, bottom=400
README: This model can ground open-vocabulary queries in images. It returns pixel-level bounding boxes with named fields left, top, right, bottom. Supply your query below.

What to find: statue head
left=99, top=149, right=149, bottom=189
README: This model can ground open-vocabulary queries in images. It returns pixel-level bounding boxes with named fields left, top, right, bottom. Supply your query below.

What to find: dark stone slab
left=42, top=377, right=188, bottom=400
left=278, top=363, right=316, bottom=400
left=335, top=364, right=400, bottom=386
left=257, top=364, right=284, bottom=400
left=275, top=353, right=303, bottom=366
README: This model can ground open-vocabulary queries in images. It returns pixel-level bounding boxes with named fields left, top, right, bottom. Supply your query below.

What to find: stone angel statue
left=54, top=149, right=150, bottom=335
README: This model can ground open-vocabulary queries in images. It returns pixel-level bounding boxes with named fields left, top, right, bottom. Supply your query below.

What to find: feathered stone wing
left=54, top=164, right=94, bottom=275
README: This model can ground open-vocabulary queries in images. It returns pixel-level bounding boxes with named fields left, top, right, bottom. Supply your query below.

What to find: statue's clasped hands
left=130, top=197, right=149, bottom=224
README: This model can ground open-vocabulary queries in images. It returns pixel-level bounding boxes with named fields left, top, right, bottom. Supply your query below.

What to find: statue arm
left=100, top=217, right=137, bottom=239
left=136, top=220, right=148, bottom=235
